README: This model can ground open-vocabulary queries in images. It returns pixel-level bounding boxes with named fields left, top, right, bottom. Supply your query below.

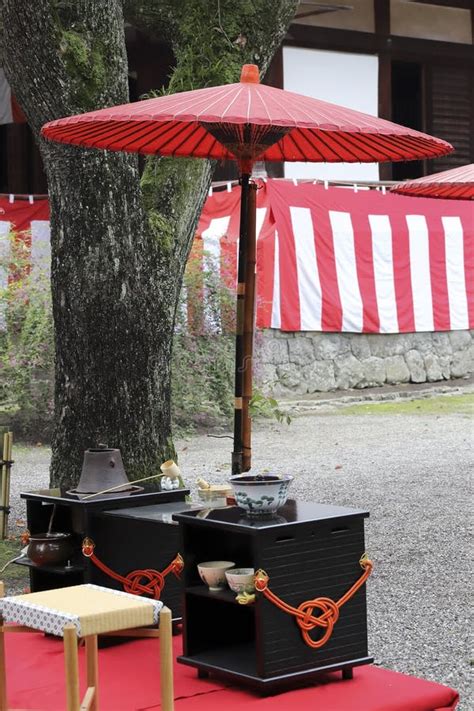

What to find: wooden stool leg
left=0, top=582, right=7, bottom=711
left=63, top=625, right=80, bottom=711
left=85, top=634, right=98, bottom=711
left=159, top=607, right=174, bottom=711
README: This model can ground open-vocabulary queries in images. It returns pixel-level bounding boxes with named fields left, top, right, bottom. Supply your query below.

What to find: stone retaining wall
left=256, top=330, right=474, bottom=395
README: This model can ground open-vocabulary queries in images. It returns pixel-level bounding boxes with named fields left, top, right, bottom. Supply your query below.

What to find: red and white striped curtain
left=196, top=181, right=473, bottom=333
left=1, top=182, right=473, bottom=333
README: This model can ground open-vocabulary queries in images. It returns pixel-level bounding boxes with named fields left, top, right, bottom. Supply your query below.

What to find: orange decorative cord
left=254, top=554, right=373, bottom=649
left=82, top=538, right=184, bottom=600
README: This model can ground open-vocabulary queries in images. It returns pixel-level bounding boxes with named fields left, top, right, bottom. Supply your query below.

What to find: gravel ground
left=7, top=390, right=472, bottom=708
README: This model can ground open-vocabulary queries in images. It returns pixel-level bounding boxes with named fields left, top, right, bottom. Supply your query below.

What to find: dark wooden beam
left=6, top=124, right=29, bottom=193
left=285, top=24, right=474, bottom=63
left=375, top=0, right=392, bottom=180
left=263, top=49, right=284, bottom=178
left=407, top=0, right=473, bottom=9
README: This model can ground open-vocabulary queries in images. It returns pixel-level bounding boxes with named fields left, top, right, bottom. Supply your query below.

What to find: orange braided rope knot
left=254, top=554, right=373, bottom=649
left=82, top=538, right=184, bottom=600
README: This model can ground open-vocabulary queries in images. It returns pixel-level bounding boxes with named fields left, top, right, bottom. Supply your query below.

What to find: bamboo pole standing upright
left=232, top=173, right=251, bottom=475
left=241, top=184, right=257, bottom=472
left=0, top=432, right=13, bottom=539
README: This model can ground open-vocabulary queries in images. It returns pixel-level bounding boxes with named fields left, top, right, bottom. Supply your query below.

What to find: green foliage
left=249, top=388, right=291, bottom=425
left=171, top=249, right=289, bottom=431
left=0, top=233, right=54, bottom=439
left=0, top=237, right=288, bottom=440
left=58, top=29, right=107, bottom=108
left=166, top=0, right=293, bottom=92
left=172, top=250, right=235, bottom=429
left=0, top=538, right=29, bottom=593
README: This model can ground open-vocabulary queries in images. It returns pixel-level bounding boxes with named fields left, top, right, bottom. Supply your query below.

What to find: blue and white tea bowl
left=229, top=474, right=293, bottom=517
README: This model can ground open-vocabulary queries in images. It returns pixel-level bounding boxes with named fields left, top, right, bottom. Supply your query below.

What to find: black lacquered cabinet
left=17, top=488, right=189, bottom=620
left=173, top=500, right=373, bottom=693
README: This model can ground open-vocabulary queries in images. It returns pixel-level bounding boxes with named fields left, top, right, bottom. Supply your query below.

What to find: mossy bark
left=1, top=0, right=297, bottom=488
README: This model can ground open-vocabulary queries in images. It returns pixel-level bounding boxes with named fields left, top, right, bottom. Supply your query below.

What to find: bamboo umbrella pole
left=1, top=432, right=12, bottom=540
left=241, top=184, right=257, bottom=472
left=0, top=431, right=5, bottom=539
left=4, top=432, right=12, bottom=539
left=232, top=172, right=252, bottom=476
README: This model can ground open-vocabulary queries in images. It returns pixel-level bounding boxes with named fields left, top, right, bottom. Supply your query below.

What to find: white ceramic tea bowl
left=197, top=561, right=235, bottom=591
left=225, top=568, right=255, bottom=594
left=229, top=473, right=293, bottom=517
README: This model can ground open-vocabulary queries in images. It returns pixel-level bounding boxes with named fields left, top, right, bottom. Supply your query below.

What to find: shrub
left=172, top=246, right=235, bottom=429
left=0, top=232, right=54, bottom=439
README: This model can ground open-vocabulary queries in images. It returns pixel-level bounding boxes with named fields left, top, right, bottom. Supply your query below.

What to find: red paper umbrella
left=42, top=64, right=453, bottom=475
left=43, top=64, right=451, bottom=166
left=391, top=163, right=474, bottom=200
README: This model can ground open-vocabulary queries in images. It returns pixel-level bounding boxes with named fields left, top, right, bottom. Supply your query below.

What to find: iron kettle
left=76, top=444, right=129, bottom=494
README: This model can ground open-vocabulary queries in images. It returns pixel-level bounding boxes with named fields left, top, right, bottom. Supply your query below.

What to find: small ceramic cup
left=197, top=561, right=235, bottom=591
left=225, top=568, right=255, bottom=594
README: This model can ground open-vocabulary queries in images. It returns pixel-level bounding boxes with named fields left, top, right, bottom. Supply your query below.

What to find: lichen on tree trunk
left=1, top=0, right=298, bottom=488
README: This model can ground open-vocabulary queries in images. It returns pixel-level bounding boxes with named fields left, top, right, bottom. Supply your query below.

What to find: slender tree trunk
left=1, top=0, right=298, bottom=488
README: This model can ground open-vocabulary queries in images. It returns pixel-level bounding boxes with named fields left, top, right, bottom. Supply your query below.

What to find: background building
left=1, top=0, right=473, bottom=193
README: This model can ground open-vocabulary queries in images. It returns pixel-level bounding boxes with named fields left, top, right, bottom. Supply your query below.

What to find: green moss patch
left=339, top=393, right=474, bottom=416
left=0, top=538, right=29, bottom=591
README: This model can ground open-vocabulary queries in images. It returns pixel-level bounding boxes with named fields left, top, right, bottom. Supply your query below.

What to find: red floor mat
left=4, top=632, right=459, bottom=710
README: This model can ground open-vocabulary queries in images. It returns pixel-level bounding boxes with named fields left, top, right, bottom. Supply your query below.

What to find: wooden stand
left=0, top=582, right=174, bottom=711
left=17, top=489, right=189, bottom=621
left=173, top=500, right=373, bottom=694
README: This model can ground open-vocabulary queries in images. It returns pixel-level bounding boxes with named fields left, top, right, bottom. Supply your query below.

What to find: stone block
left=423, top=353, right=443, bottom=382
left=405, top=333, right=434, bottom=354
left=405, top=350, right=426, bottom=383
left=367, top=334, right=408, bottom=357
left=302, top=361, right=335, bottom=392
left=334, top=354, right=364, bottom=390
left=276, top=362, right=303, bottom=390
left=450, top=347, right=474, bottom=378
left=385, top=355, right=410, bottom=384
left=360, top=357, right=386, bottom=387
left=258, top=363, right=278, bottom=389
left=438, top=355, right=451, bottom=380
left=431, top=332, right=452, bottom=356
left=449, top=330, right=472, bottom=351
left=288, top=336, right=315, bottom=365
left=350, top=335, right=371, bottom=360
left=312, top=333, right=350, bottom=360
left=259, top=336, right=289, bottom=365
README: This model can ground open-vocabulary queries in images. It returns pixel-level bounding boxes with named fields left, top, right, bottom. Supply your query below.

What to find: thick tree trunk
left=1, top=0, right=298, bottom=488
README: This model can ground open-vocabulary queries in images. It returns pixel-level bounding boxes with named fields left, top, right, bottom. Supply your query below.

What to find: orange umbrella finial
left=240, top=64, right=260, bottom=83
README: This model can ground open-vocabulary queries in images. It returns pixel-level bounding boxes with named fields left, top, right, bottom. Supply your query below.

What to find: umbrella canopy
left=41, top=64, right=453, bottom=476
left=391, top=163, right=474, bottom=200
left=42, top=64, right=452, bottom=167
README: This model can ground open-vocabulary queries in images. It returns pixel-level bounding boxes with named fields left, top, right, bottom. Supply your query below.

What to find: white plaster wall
left=282, top=47, right=380, bottom=182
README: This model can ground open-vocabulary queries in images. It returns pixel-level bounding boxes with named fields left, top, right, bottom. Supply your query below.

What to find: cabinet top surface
left=173, top=499, right=368, bottom=532
left=20, top=486, right=189, bottom=508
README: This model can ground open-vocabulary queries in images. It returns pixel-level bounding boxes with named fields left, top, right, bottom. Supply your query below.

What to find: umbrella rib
left=93, top=120, right=179, bottom=151
left=194, top=85, right=243, bottom=121
left=164, top=123, right=203, bottom=155
left=253, top=87, right=272, bottom=124
left=283, top=130, right=308, bottom=161
left=333, top=131, right=393, bottom=161
left=316, top=130, right=367, bottom=162
left=100, top=121, right=175, bottom=150
left=287, top=128, right=331, bottom=161
left=215, top=86, right=245, bottom=121
left=122, top=121, right=188, bottom=152
left=143, top=84, right=237, bottom=120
